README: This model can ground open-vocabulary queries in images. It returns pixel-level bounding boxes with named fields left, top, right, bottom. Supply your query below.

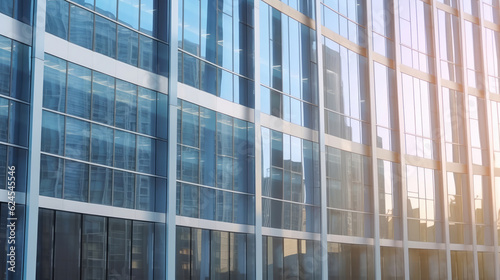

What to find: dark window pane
left=108, top=218, right=132, bottom=280
left=182, top=53, right=199, bottom=88
left=200, top=187, right=215, bottom=220
left=0, top=36, right=11, bottom=97
left=63, top=160, right=89, bottom=202
left=95, top=16, right=117, bottom=58
left=40, top=155, right=64, bottom=198
left=54, top=211, right=81, bottom=280
left=10, top=41, right=30, bottom=101
left=131, top=221, right=154, bottom=280
left=181, top=183, right=199, bottom=218
left=82, top=215, right=107, bottom=280
left=211, top=231, right=230, bottom=280
left=69, top=5, right=94, bottom=49
left=136, top=175, right=155, bottom=211
left=9, top=100, right=29, bottom=147
left=175, top=226, right=191, bottom=279
left=191, top=228, right=210, bottom=279
left=36, top=209, right=55, bottom=280
left=201, top=61, right=217, bottom=95
left=154, top=224, right=166, bottom=279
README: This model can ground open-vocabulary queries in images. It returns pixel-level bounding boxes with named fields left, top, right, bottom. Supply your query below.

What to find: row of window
left=321, top=0, right=366, bottom=47
left=67, top=0, right=168, bottom=39
left=46, top=0, right=169, bottom=75
left=37, top=209, right=166, bottom=280
left=176, top=100, right=255, bottom=192
left=41, top=111, right=167, bottom=176
left=262, top=198, right=320, bottom=233
left=43, top=54, right=168, bottom=138
left=179, top=0, right=254, bottom=78
left=0, top=35, right=31, bottom=103
left=176, top=226, right=255, bottom=280
left=40, top=154, right=165, bottom=211
left=260, top=2, right=318, bottom=107
left=178, top=52, right=255, bottom=108
left=176, top=182, right=254, bottom=225
left=0, top=0, right=31, bottom=24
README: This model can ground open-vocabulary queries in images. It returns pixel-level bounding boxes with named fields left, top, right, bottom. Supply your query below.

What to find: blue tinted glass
left=155, top=178, right=167, bottom=212
left=89, top=165, right=112, bottom=205
left=0, top=98, right=8, bottom=142
left=155, top=140, right=167, bottom=177
left=114, top=130, right=136, bottom=170
left=40, top=155, right=63, bottom=198
left=233, top=193, right=248, bottom=224
left=156, top=93, right=168, bottom=139
left=65, top=117, right=90, bottom=161
left=217, top=114, right=233, bottom=156
left=0, top=36, right=11, bottom=97
left=181, top=146, right=199, bottom=183
left=136, top=175, right=155, bottom=211
left=138, top=88, right=156, bottom=135
left=63, top=160, right=89, bottom=202
left=118, top=0, right=139, bottom=29
left=271, top=130, right=283, bottom=167
left=200, top=107, right=216, bottom=186
left=0, top=0, right=13, bottom=18
left=46, top=0, right=69, bottom=39
left=182, top=53, right=199, bottom=88
left=92, top=72, right=115, bottom=125
left=95, top=0, right=116, bottom=19
left=73, top=0, right=93, bottom=8
left=200, top=187, right=215, bottom=220
left=216, top=156, right=233, bottom=190
left=67, top=63, right=92, bottom=119
left=157, top=42, right=169, bottom=77
left=95, top=16, right=117, bottom=58
left=131, top=221, right=155, bottom=280
left=200, top=0, right=217, bottom=63
left=117, top=26, right=139, bottom=66
left=107, top=219, right=132, bottom=278
left=41, top=111, right=65, bottom=155
left=115, top=80, right=137, bottom=131
left=181, top=101, right=199, bottom=147
left=217, top=69, right=232, bottom=101
left=218, top=13, right=233, bottom=70
left=69, top=5, right=94, bottom=49
left=43, top=54, right=67, bottom=112
left=181, top=183, right=199, bottom=217
left=139, top=35, right=157, bottom=72
left=183, top=0, right=200, bottom=55
left=200, top=61, right=217, bottom=95
left=90, top=124, right=114, bottom=166
left=137, top=135, right=155, bottom=174
left=8, top=100, right=29, bottom=147
left=233, top=119, right=248, bottom=193
left=113, top=170, right=135, bottom=208
left=260, top=86, right=271, bottom=114
left=260, top=2, right=270, bottom=85
left=140, top=0, right=155, bottom=35
left=10, top=42, right=30, bottom=102
left=216, top=190, right=233, bottom=222
left=7, top=147, right=27, bottom=192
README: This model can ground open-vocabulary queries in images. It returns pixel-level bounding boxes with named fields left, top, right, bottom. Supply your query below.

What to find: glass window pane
left=9, top=100, right=29, bottom=146
left=113, top=170, right=135, bottom=208
left=115, top=80, right=137, bottom=131
left=131, top=221, right=154, bottom=280
left=90, top=124, right=113, bottom=166
left=63, top=160, right=89, bottom=202
left=211, top=231, right=230, bottom=280
left=89, top=165, right=112, bottom=205
left=41, top=111, right=65, bottom=155
left=69, top=5, right=94, bottom=49
left=136, top=175, right=155, bottom=211
left=65, top=117, right=90, bottom=161
left=95, top=0, right=116, bottom=19
left=138, top=87, right=156, bottom=136
left=114, top=130, right=136, bottom=170
left=118, top=0, right=139, bottom=29
left=10, top=41, right=31, bottom=102
left=53, top=211, right=81, bottom=280
left=139, top=35, right=157, bottom=72
left=40, top=155, right=64, bottom=198
left=43, top=54, right=67, bottom=112
left=92, top=72, right=115, bottom=125
left=46, top=0, right=69, bottom=39
left=95, top=16, right=117, bottom=58
left=108, top=218, right=132, bottom=280
left=137, top=135, right=155, bottom=174
left=82, top=215, right=107, bottom=280
left=117, top=26, right=139, bottom=66
left=67, top=63, right=91, bottom=119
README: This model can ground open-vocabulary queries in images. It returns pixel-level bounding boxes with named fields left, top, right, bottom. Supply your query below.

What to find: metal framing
left=2, top=0, right=500, bottom=278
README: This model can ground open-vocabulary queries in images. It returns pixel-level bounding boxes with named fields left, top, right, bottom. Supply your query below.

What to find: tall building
left=1, top=0, right=500, bottom=279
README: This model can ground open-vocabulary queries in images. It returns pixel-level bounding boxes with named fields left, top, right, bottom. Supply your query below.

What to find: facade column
left=24, top=0, right=46, bottom=279
left=167, top=0, right=179, bottom=278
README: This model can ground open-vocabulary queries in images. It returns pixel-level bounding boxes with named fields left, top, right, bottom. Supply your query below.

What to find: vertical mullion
left=24, top=0, right=47, bottom=278
left=391, top=0, right=410, bottom=278
left=313, top=1, right=328, bottom=279
left=254, top=0, right=263, bottom=279
left=477, top=0, right=500, bottom=277
left=364, top=0, right=382, bottom=279
left=458, top=0, right=480, bottom=278
left=167, top=0, right=180, bottom=278
left=429, top=1, right=453, bottom=279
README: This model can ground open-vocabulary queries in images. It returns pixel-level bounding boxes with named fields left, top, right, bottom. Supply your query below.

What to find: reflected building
left=2, top=0, right=500, bottom=279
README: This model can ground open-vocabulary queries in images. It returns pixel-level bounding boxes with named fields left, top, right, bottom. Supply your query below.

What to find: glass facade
left=1, top=0, right=500, bottom=279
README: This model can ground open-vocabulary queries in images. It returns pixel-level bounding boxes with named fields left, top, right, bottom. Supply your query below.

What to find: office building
left=0, top=0, right=500, bottom=279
